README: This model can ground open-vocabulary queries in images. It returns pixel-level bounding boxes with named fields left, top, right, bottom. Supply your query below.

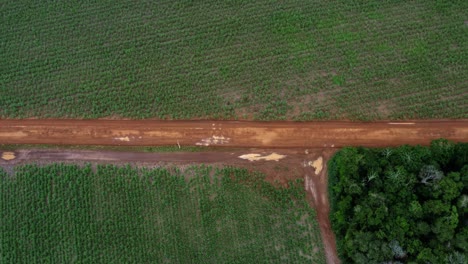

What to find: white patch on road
left=307, top=156, right=323, bottom=175
left=115, top=136, right=130, bottom=142
left=238, top=153, right=286, bottom=162
left=196, top=136, right=230, bottom=146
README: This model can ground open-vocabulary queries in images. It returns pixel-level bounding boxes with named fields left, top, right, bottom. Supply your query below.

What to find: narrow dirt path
left=1, top=119, right=467, bottom=147
left=303, top=150, right=340, bottom=264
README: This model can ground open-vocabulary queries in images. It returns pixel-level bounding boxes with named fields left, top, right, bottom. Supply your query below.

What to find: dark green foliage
left=329, top=139, right=468, bottom=263
left=1, top=1, right=467, bottom=120
left=0, top=164, right=325, bottom=263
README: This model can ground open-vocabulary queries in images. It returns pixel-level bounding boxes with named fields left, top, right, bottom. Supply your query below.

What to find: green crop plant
left=1, top=1, right=466, bottom=120
left=0, top=164, right=325, bottom=263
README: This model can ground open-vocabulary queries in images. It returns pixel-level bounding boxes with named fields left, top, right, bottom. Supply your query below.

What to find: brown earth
left=1, top=119, right=467, bottom=147
left=304, top=149, right=340, bottom=264
left=1, top=119, right=468, bottom=264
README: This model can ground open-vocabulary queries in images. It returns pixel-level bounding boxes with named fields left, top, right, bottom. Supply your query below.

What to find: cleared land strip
left=1, top=120, right=467, bottom=147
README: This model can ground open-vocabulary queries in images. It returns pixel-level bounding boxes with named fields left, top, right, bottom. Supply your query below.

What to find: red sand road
left=1, top=119, right=467, bottom=147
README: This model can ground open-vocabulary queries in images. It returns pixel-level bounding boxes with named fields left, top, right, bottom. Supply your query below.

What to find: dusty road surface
left=0, top=149, right=303, bottom=168
left=1, top=119, right=467, bottom=147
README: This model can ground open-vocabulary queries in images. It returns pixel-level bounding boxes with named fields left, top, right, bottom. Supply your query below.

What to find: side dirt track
left=1, top=119, right=468, bottom=264
left=1, top=148, right=339, bottom=264
left=1, top=119, right=467, bottom=147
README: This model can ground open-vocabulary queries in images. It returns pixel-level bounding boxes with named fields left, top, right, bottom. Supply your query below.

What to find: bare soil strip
left=304, top=150, right=340, bottom=264
left=1, top=120, right=467, bottom=147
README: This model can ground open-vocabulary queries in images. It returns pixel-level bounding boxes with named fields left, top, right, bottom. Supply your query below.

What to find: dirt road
left=1, top=119, right=467, bottom=147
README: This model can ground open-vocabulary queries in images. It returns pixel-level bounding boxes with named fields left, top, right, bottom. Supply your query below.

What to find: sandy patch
left=236, top=128, right=279, bottom=145
left=0, top=131, right=28, bottom=138
left=308, top=156, right=323, bottom=175
left=115, top=136, right=130, bottom=142
left=1, top=152, right=16, bottom=161
left=145, top=131, right=182, bottom=137
left=111, top=130, right=139, bottom=136
left=196, top=136, right=230, bottom=146
left=254, top=131, right=279, bottom=145
left=238, top=153, right=286, bottom=162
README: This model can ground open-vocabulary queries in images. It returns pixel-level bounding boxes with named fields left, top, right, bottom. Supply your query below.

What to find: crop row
left=1, top=0, right=466, bottom=119
left=0, top=164, right=325, bottom=263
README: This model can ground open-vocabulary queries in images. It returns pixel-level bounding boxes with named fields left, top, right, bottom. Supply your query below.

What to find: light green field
left=0, top=164, right=324, bottom=263
left=1, top=1, right=467, bottom=120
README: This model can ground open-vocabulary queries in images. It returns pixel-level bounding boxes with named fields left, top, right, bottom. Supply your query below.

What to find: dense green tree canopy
left=329, top=139, right=467, bottom=263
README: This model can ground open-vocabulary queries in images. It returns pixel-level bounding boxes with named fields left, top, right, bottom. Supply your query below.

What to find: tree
left=431, top=207, right=458, bottom=243
left=329, top=140, right=467, bottom=263
left=446, top=252, right=466, bottom=264
left=419, top=165, right=443, bottom=185
left=423, top=200, right=450, bottom=215
left=417, top=247, right=437, bottom=263
left=437, top=176, right=463, bottom=202
left=409, top=200, right=423, bottom=219
left=389, top=240, right=407, bottom=261
left=456, top=195, right=468, bottom=213
left=460, top=165, right=468, bottom=193
left=430, top=138, right=455, bottom=168
left=453, top=143, right=468, bottom=169
left=453, top=227, right=468, bottom=252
